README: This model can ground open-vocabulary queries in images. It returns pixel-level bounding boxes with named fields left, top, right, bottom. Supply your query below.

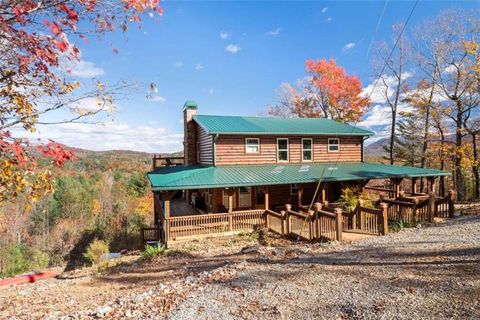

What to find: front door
left=239, top=187, right=252, bottom=208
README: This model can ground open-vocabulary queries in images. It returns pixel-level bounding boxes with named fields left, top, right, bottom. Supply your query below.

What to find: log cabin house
left=145, top=101, right=453, bottom=245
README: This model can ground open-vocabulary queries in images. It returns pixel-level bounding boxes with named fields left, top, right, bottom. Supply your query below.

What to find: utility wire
left=298, top=0, right=419, bottom=239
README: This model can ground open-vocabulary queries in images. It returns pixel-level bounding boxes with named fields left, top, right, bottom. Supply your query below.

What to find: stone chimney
left=183, top=100, right=198, bottom=166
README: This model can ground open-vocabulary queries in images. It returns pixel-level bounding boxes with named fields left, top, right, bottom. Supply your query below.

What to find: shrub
left=0, top=243, right=30, bottom=277
left=340, top=187, right=374, bottom=212
left=29, top=248, right=49, bottom=271
left=141, top=244, right=164, bottom=261
left=83, top=239, right=109, bottom=265
left=0, top=243, right=49, bottom=277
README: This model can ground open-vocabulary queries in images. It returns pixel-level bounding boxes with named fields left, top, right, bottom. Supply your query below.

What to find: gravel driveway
left=168, top=216, right=480, bottom=320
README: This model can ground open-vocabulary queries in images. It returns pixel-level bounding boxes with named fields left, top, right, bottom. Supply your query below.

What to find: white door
left=239, top=187, right=252, bottom=208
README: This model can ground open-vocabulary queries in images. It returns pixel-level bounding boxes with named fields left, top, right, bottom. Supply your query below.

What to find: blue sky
left=30, top=0, right=479, bottom=153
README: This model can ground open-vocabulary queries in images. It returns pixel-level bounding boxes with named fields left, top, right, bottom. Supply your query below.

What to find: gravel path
left=1, top=216, right=479, bottom=319
left=168, top=216, right=480, bottom=320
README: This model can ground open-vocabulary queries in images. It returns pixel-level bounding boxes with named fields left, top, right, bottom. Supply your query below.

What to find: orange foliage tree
left=269, top=59, right=370, bottom=123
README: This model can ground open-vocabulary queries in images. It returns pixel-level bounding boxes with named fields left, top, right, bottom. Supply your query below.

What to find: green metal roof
left=147, top=162, right=450, bottom=191
left=193, top=115, right=374, bottom=136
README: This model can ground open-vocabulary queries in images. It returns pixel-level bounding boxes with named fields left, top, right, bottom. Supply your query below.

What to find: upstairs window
left=245, top=138, right=260, bottom=153
left=328, top=138, right=340, bottom=152
left=277, top=138, right=289, bottom=162
left=302, top=138, right=313, bottom=161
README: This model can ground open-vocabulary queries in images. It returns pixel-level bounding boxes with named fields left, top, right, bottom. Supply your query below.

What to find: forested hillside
left=0, top=147, right=178, bottom=276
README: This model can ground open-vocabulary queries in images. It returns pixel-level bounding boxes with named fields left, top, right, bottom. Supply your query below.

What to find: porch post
left=264, top=187, right=270, bottom=211
left=391, top=178, right=402, bottom=198
left=427, top=177, right=436, bottom=194
left=163, top=191, right=172, bottom=246
left=411, top=177, right=418, bottom=195
left=227, top=188, right=234, bottom=213
left=448, top=190, right=456, bottom=218
left=321, top=184, right=327, bottom=202
left=428, top=191, right=436, bottom=222
left=297, top=185, right=304, bottom=208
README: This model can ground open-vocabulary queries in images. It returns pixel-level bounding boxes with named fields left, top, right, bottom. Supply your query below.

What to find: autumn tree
left=403, top=79, right=438, bottom=191
left=413, top=9, right=480, bottom=200
left=0, top=1, right=162, bottom=203
left=372, top=23, right=411, bottom=165
left=268, top=59, right=370, bottom=123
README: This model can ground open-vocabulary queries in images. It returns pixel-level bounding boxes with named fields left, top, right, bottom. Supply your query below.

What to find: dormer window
left=328, top=138, right=340, bottom=152
left=245, top=138, right=260, bottom=153
left=277, top=138, right=289, bottom=162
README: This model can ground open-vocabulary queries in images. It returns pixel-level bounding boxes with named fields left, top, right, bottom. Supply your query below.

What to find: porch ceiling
left=147, top=162, right=450, bottom=192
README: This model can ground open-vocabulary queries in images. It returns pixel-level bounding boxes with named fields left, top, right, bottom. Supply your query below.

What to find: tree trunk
left=389, top=111, right=396, bottom=165
left=472, top=132, right=479, bottom=199
left=455, top=102, right=465, bottom=200
left=439, top=130, right=446, bottom=197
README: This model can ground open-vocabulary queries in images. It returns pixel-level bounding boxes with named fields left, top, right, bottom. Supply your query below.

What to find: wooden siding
left=196, top=124, right=213, bottom=165
left=215, top=135, right=362, bottom=165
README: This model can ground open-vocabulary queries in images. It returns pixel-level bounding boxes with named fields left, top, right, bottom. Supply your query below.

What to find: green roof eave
left=203, top=131, right=374, bottom=136
left=147, top=162, right=450, bottom=192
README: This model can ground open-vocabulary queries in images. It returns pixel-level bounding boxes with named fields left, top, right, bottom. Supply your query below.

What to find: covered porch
left=145, top=162, right=452, bottom=246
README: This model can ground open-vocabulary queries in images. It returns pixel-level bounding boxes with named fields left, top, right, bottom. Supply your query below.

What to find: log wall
left=215, top=135, right=362, bottom=165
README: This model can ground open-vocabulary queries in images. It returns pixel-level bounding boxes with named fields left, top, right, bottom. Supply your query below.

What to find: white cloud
left=361, top=72, right=414, bottom=104
left=69, top=97, right=115, bottom=113
left=358, top=103, right=412, bottom=129
left=150, top=96, right=166, bottom=103
left=342, top=42, right=356, bottom=52
left=195, top=63, right=204, bottom=71
left=174, top=61, right=184, bottom=68
left=321, top=7, right=328, bottom=13
left=220, top=31, right=230, bottom=39
left=325, top=17, right=332, bottom=23
left=225, top=44, right=241, bottom=54
left=265, top=27, right=282, bottom=36
left=60, top=48, right=105, bottom=78
left=63, top=59, right=105, bottom=78
left=16, top=122, right=183, bottom=153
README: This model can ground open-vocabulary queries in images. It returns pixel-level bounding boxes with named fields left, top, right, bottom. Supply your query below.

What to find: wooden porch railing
left=342, top=203, right=388, bottom=236
left=166, top=209, right=264, bottom=240
left=266, top=203, right=343, bottom=242
left=379, top=190, right=455, bottom=223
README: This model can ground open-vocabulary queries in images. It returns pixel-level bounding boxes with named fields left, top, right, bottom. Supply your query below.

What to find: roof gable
left=193, top=115, right=374, bottom=136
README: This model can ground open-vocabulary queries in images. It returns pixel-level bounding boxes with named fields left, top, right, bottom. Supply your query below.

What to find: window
left=328, top=138, right=340, bottom=152
left=277, top=138, right=289, bottom=162
left=245, top=138, right=260, bottom=153
left=302, top=138, right=313, bottom=161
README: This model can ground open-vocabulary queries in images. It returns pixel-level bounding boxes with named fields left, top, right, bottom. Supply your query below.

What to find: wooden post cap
left=323, top=200, right=329, bottom=206
left=280, top=210, right=286, bottom=217
left=285, top=204, right=292, bottom=211
left=308, top=209, right=315, bottom=217
left=412, top=198, right=419, bottom=205
left=314, top=202, right=322, bottom=210
left=358, top=198, right=364, bottom=206
left=399, top=190, right=405, bottom=197
left=333, top=207, right=343, bottom=214
left=379, top=202, right=388, bottom=209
